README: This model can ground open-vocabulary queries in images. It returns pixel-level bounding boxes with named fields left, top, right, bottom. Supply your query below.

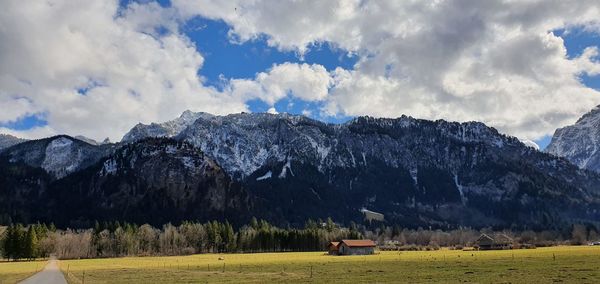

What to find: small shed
left=337, top=239, right=376, bottom=255
left=328, top=242, right=340, bottom=255
left=476, top=233, right=513, bottom=250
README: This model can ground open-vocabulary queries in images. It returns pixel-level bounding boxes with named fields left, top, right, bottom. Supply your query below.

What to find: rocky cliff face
left=0, top=137, right=251, bottom=227
left=547, top=106, right=600, bottom=173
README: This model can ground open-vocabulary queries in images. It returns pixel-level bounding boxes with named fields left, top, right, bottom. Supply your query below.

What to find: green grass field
left=0, top=259, right=47, bottom=284
left=2, top=246, right=600, bottom=283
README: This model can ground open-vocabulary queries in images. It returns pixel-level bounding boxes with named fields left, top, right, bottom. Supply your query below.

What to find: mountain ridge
left=1, top=111, right=599, bottom=229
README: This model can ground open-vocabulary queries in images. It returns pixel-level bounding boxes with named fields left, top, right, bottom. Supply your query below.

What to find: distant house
left=328, top=242, right=340, bottom=255
left=476, top=233, right=513, bottom=250
left=360, top=208, right=384, bottom=222
left=330, top=239, right=376, bottom=255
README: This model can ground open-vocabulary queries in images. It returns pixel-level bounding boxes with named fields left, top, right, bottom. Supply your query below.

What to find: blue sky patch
left=0, top=114, right=47, bottom=130
left=182, top=17, right=358, bottom=91
left=531, top=27, right=600, bottom=150
left=554, top=27, right=600, bottom=91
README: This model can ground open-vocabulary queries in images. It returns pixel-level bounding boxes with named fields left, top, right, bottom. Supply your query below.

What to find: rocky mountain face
left=0, top=137, right=250, bottom=227
left=121, top=110, right=214, bottom=143
left=2, top=135, right=115, bottom=179
left=2, top=111, right=600, bottom=229
left=547, top=106, right=600, bottom=173
left=137, top=112, right=600, bottom=229
left=0, top=134, right=27, bottom=151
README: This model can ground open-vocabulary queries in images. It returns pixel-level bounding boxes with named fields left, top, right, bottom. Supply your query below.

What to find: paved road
left=19, top=258, right=67, bottom=284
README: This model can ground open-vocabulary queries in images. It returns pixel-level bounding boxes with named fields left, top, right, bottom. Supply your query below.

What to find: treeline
left=366, top=223, right=599, bottom=249
left=2, top=219, right=598, bottom=261
left=1, top=218, right=361, bottom=260
left=1, top=223, right=56, bottom=260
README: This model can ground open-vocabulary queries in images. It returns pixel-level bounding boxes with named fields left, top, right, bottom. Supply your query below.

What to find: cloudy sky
left=1, top=0, right=599, bottom=148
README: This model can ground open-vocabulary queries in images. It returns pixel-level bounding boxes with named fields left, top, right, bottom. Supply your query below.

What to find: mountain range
left=1, top=111, right=600, bottom=229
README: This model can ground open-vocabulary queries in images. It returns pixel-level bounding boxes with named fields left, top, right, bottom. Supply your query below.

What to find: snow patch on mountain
left=279, top=159, right=293, bottom=178
left=454, top=174, right=466, bottom=205
left=256, top=171, right=272, bottom=181
left=101, top=158, right=117, bottom=176
left=180, top=156, right=197, bottom=170
left=41, top=137, right=85, bottom=179
left=520, top=139, right=540, bottom=151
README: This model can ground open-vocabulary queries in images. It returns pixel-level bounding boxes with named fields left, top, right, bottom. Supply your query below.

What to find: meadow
left=1, top=246, right=599, bottom=283
left=0, top=260, right=46, bottom=284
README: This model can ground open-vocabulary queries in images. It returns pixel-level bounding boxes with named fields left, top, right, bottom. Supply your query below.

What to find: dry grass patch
left=36, top=246, right=600, bottom=283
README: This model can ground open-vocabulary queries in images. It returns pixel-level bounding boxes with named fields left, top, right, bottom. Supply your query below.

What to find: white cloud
left=575, top=47, right=600, bottom=76
left=228, top=62, right=333, bottom=105
left=0, top=126, right=57, bottom=140
left=171, top=0, right=361, bottom=54
left=0, top=0, right=247, bottom=141
left=173, top=0, right=600, bottom=139
left=2, top=0, right=600, bottom=141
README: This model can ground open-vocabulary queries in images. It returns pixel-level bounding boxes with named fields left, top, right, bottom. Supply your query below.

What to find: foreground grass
left=58, top=246, right=600, bottom=283
left=0, top=259, right=47, bottom=284
left=1, top=246, right=598, bottom=283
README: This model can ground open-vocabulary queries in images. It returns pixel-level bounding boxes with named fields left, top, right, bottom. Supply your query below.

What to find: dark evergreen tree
left=23, top=226, right=38, bottom=260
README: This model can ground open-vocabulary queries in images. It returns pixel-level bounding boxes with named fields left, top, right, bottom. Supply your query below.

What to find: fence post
left=82, top=270, right=85, bottom=284
left=222, top=262, right=225, bottom=273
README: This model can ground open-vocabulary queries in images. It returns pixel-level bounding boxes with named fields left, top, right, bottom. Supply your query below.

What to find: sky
left=0, top=1, right=599, bottom=149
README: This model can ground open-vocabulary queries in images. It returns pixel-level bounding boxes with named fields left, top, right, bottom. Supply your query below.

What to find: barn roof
left=477, top=234, right=494, bottom=242
left=340, top=239, right=376, bottom=247
left=329, top=241, right=340, bottom=247
left=493, top=233, right=513, bottom=244
left=476, top=233, right=513, bottom=244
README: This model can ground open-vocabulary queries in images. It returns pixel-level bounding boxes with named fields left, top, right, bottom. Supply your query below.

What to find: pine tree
left=1, top=225, right=13, bottom=260
left=3, top=224, right=24, bottom=261
left=325, top=217, right=335, bottom=232
left=250, top=217, right=259, bottom=230
left=223, top=221, right=236, bottom=252
left=23, top=226, right=38, bottom=260
left=14, top=224, right=25, bottom=260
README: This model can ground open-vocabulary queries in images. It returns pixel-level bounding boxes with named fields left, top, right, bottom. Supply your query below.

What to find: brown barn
left=336, top=240, right=376, bottom=255
left=328, top=242, right=340, bottom=255
left=476, top=233, right=513, bottom=250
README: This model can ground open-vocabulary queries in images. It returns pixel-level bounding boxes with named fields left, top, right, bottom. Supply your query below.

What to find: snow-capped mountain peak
left=121, top=110, right=213, bottom=143
left=0, top=134, right=27, bottom=151
left=547, top=105, right=600, bottom=172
